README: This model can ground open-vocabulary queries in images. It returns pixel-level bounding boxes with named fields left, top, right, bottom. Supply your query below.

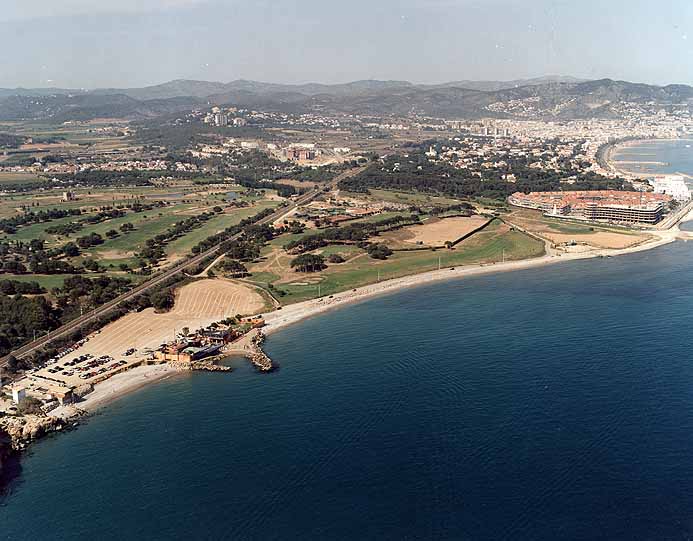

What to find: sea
left=2, top=142, right=693, bottom=540
left=611, top=138, right=693, bottom=177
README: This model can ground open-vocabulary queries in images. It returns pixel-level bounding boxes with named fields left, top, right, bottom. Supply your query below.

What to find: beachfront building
left=508, top=190, right=672, bottom=225
left=651, top=175, right=691, bottom=202
left=155, top=343, right=222, bottom=363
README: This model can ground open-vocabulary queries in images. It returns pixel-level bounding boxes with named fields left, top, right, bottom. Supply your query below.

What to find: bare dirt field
left=541, top=231, right=648, bottom=249
left=383, top=216, right=489, bottom=247
left=32, top=279, right=266, bottom=388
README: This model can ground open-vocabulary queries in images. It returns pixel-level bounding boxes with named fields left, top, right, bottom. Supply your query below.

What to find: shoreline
left=262, top=227, right=684, bottom=336
left=47, top=208, right=693, bottom=419
left=604, top=137, right=690, bottom=178
left=50, top=364, right=180, bottom=419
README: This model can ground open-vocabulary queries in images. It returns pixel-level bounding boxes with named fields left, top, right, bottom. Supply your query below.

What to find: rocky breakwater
left=248, top=331, right=273, bottom=372
left=168, top=360, right=232, bottom=372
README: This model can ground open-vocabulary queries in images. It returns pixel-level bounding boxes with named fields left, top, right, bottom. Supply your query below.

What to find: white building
left=12, top=386, right=26, bottom=404
left=651, top=175, right=691, bottom=202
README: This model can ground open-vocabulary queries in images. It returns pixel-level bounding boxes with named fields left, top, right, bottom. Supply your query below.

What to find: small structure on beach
left=156, top=344, right=222, bottom=363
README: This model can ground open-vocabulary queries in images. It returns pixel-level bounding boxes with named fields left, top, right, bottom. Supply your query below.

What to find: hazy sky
left=0, top=0, right=691, bottom=89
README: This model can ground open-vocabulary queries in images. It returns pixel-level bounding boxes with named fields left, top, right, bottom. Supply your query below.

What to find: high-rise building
left=651, top=175, right=690, bottom=202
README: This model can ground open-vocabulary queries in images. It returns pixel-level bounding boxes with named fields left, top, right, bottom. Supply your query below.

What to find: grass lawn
left=165, top=201, right=280, bottom=257
left=0, top=172, right=46, bottom=184
left=347, top=211, right=410, bottom=224
left=259, top=220, right=545, bottom=304
left=0, top=274, right=74, bottom=290
left=0, top=271, right=139, bottom=290
left=365, top=189, right=463, bottom=207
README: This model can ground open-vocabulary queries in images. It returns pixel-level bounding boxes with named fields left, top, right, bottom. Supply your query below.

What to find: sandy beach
left=50, top=364, right=180, bottom=419
left=49, top=208, right=693, bottom=419
left=603, top=137, right=691, bottom=178
left=263, top=224, right=689, bottom=335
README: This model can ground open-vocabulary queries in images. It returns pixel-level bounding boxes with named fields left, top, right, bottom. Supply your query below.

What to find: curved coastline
left=263, top=225, right=687, bottom=336
left=604, top=137, right=690, bottom=178
left=49, top=207, right=693, bottom=419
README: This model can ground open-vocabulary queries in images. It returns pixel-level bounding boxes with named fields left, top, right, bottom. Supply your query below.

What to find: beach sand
left=51, top=364, right=180, bottom=419
left=263, top=225, right=686, bottom=335
left=52, top=209, right=693, bottom=419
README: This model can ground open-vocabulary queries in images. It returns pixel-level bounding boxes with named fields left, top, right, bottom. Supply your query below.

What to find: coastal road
left=0, top=165, right=366, bottom=366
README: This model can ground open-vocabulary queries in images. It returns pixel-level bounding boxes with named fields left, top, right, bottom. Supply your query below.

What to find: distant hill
left=0, top=93, right=201, bottom=121
left=419, top=75, right=588, bottom=92
left=0, top=77, right=691, bottom=121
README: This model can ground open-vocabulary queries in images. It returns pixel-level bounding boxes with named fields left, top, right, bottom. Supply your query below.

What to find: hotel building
left=508, top=190, right=672, bottom=225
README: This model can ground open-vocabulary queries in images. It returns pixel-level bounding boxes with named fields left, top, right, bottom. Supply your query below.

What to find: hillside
left=0, top=77, right=690, bottom=121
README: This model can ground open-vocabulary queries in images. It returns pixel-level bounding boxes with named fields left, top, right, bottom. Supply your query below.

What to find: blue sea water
left=612, top=138, right=693, bottom=177
left=4, top=243, right=693, bottom=539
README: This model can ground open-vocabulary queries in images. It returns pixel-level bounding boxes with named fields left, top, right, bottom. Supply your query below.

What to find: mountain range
left=0, top=76, right=690, bottom=122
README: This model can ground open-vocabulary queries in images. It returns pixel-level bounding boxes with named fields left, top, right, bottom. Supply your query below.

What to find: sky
left=0, top=0, right=691, bottom=89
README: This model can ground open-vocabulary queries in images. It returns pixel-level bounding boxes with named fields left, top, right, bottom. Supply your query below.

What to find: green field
left=0, top=271, right=142, bottom=290
left=247, top=219, right=545, bottom=304
left=0, top=172, right=45, bottom=184
left=165, top=201, right=280, bottom=257
left=361, top=189, right=463, bottom=207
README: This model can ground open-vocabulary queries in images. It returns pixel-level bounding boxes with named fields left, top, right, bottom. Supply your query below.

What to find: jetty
left=223, top=330, right=274, bottom=372
left=168, top=359, right=232, bottom=372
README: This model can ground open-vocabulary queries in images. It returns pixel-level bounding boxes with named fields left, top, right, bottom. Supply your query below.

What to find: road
left=0, top=165, right=365, bottom=366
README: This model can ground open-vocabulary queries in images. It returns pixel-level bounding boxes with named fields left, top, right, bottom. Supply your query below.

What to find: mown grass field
left=164, top=200, right=280, bottom=258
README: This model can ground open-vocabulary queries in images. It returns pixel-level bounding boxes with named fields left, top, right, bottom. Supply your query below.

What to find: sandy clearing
left=542, top=231, right=649, bottom=249
left=387, top=216, right=489, bottom=246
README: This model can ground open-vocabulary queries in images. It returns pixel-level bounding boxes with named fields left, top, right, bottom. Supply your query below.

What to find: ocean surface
left=4, top=242, right=693, bottom=539
left=611, top=138, right=693, bottom=177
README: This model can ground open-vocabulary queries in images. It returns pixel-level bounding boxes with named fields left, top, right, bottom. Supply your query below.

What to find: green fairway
left=165, top=201, right=280, bottom=257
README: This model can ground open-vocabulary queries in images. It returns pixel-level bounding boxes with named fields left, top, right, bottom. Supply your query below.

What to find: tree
left=220, top=258, right=249, bottom=277
left=63, top=242, right=80, bottom=257
left=5, top=354, right=18, bottom=373
left=150, top=289, right=175, bottom=312
left=366, top=243, right=393, bottom=260
left=18, top=395, right=44, bottom=415
left=105, top=229, right=119, bottom=238
left=327, top=253, right=345, bottom=264
left=290, top=254, right=326, bottom=273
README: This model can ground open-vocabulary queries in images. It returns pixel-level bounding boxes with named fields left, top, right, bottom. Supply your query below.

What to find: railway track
left=0, top=166, right=365, bottom=366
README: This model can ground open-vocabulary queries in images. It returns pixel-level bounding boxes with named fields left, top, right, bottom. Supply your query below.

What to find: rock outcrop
left=0, top=415, right=65, bottom=449
left=0, top=427, right=11, bottom=475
